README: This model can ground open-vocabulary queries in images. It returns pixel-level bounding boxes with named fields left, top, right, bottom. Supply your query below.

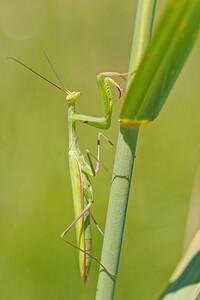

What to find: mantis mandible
left=8, top=53, right=130, bottom=283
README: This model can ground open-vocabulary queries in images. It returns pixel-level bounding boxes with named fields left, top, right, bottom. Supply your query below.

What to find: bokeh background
left=1, top=0, right=200, bottom=299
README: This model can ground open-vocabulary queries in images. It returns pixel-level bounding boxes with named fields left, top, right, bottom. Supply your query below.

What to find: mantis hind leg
left=60, top=202, right=116, bottom=279
left=62, top=238, right=116, bottom=279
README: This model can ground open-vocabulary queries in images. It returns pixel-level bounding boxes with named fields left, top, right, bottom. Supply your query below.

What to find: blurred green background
left=1, top=0, right=200, bottom=299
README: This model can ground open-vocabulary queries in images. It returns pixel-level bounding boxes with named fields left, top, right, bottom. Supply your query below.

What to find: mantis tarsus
left=8, top=53, right=130, bottom=283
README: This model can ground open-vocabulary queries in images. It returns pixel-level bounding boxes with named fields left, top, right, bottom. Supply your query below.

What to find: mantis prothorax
left=8, top=53, right=132, bottom=283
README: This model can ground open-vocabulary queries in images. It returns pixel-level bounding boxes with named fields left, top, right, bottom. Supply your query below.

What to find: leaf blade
left=120, top=0, right=200, bottom=124
left=158, top=230, right=200, bottom=300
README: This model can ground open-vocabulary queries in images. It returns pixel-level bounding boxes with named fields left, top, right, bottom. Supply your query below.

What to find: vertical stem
left=128, top=0, right=156, bottom=77
left=95, top=1, right=156, bottom=299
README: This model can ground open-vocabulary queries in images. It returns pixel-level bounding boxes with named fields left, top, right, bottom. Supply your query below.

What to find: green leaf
left=120, top=0, right=200, bottom=125
left=158, top=230, right=200, bottom=300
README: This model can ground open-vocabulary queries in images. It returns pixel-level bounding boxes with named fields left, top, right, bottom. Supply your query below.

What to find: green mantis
left=9, top=53, right=129, bottom=283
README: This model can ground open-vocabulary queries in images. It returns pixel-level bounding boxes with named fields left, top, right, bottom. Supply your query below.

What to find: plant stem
left=95, top=1, right=156, bottom=299
left=128, top=0, right=156, bottom=78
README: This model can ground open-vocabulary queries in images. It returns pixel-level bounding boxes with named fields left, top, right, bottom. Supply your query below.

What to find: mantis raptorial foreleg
left=73, top=72, right=127, bottom=130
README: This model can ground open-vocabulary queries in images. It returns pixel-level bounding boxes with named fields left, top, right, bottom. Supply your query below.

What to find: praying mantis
left=9, top=53, right=131, bottom=283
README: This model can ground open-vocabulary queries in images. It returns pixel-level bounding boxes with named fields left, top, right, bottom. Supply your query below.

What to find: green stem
left=128, top=0, right=156, bottom=78
left=95, top=1, right=156, bottom=299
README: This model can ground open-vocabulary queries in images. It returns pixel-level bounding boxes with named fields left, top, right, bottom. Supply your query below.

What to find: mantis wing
left=68, top=150, right=93, bottom=283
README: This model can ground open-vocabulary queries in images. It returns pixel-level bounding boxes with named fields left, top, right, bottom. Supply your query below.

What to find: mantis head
left=66, top=91, right=81, bottom=103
